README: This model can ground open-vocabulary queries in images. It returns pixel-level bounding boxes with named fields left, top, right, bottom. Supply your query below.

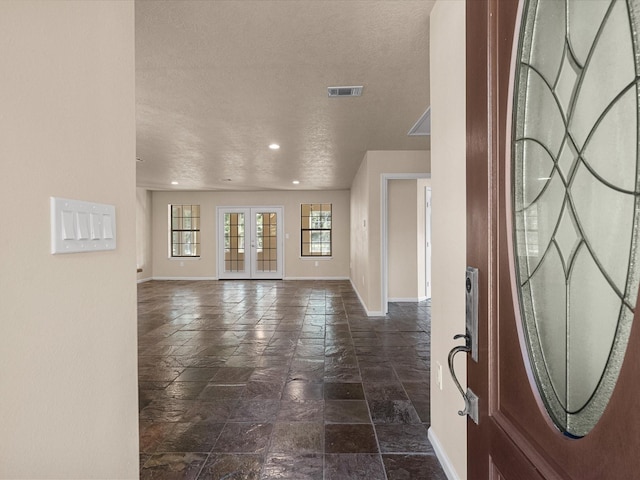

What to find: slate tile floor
left=138, top=280, right=446, bottom=479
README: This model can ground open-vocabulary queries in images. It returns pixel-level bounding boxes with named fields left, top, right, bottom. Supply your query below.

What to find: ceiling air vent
left=328, top=86, right=363, bottom=97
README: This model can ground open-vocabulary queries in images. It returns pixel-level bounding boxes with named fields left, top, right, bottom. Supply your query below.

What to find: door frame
left=425, top=186, right=432, bottom=300
left=380, top=173, right=431, bottom=314
left=216, top=205, right=284, bottom=280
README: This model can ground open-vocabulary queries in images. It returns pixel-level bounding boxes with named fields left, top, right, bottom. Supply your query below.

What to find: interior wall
left=349, top=151, right=430, bottom=315
left=388, top=179, right=419, bottom=300
left=429, top=1, right=467, bottom=478
left=350, top=157, right=371, bottom=307
left=368, top=152, right=430, bottom=313
left=136, top=188, right=153, bottom=281
left=150, top=189, right=350, bottom=279
left=0, top=2, right=138, bottom=478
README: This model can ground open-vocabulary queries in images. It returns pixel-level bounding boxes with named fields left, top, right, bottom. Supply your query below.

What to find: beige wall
left=151, top=189, right=350, bottom=279
left=350, top=151, right=430, bottom=314
left=137, top=188, right=153, bottom=281
left=350, top=158, right=371, bottom=307
left=0, top=2, right=138, bottom=478
left=388, top=179, right=419, bottom=300
left=429, top=1, right=467, bottom=478
left=388, top=178, right=430, bottom=301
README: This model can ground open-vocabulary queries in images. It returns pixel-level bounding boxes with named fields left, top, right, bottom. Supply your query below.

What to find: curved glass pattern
left=512, top=0, right=640, bottom=437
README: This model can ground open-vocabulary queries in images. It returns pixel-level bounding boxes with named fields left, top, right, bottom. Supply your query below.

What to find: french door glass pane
left=224, top=213, right=245, bottom=272
left=256, top=212, right=277, bottom=273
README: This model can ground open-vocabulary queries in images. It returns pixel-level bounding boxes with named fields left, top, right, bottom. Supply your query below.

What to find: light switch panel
left=51, top=197, right=116, bottom=254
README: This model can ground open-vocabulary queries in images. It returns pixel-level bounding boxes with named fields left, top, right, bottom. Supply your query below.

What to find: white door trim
left=426, top=186, right=432, bottom=300
left=381, top=173, right=431, bottom=314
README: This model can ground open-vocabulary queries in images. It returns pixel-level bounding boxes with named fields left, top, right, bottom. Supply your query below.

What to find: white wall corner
left=429, top=0, right=468, bottom=476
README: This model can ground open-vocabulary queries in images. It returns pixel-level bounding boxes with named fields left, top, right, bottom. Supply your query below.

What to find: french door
left=467, top=0, right=640, bottom=478
left=217, top=206, right=283, bottom=279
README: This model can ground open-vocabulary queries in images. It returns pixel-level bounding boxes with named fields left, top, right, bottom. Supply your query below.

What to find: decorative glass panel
left=511, top=0, right=640, bottom=437
left=224, top=213, right=245, bottom=272
left=256, top=212, right=278, bottom=273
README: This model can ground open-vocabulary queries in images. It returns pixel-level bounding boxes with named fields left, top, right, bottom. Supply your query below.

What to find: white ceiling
left=135, top=0, right=434, bottom=191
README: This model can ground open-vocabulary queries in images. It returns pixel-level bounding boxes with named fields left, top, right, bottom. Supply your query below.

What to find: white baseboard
left=152, top=276, right=218, bottom=281
left=349, top=278, right=385, bottom=317
left=388, top=297, right=420, bottom=302
left=283, top=276, right=350, bottom=281
left=428, top=427, right=462, bottom=480
left=388, top=296, right=429, bottom=302
left=349, top=277, right=368, bottom=313
left=148, top=277, right=349, bottom=283
left=149, top=276, right=350, bottom=282
left=136, top=277, right=153, bottom=284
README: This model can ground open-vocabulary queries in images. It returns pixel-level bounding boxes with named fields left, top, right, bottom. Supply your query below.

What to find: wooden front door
left=466, top=0, right=640, bottom=478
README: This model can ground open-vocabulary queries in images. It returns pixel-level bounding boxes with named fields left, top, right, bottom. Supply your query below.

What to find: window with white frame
left=170, top=204, right=200, bottom=257
left=301, top=203, right=332, bottom=256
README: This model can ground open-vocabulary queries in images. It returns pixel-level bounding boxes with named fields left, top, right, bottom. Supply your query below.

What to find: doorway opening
left=381, top=173, right=431, bottom=314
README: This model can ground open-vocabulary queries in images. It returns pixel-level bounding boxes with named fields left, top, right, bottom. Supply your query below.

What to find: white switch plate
left=51, top=197, right=116, bottom=254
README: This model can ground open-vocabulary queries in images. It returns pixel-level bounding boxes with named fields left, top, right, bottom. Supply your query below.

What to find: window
left=301, top=203, right=332, bottom=256
left=170, top=205, right=200, bottom=257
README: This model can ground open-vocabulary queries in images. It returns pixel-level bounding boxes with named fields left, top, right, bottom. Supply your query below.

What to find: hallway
left=138, top=280, right=445, bottom=479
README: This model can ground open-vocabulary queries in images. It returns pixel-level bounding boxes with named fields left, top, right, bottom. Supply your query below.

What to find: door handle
left=448, top=333, right=472, bottom=417
left=447, top=333, right=479, bottom=423
left=444, top=267, right=481, bottom=423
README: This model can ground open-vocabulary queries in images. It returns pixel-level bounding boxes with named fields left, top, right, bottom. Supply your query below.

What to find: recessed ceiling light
left=269, top=143, right=280, bottom=150
left=292, top=180, right=300, bottom=185
left=171, top=181, right=179, bottom=185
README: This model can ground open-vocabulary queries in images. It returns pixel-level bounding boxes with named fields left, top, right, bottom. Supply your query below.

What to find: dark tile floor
left=138, top=280, right=446, bottom=479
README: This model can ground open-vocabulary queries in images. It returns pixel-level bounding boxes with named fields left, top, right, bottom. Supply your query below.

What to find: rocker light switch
left=103, top=213, right=114, bottom=239
left=90, top=213, right=102, bottom=240
left=76, top=212, right=90, bottom=240
left=61, top=210, right=75, bottom=240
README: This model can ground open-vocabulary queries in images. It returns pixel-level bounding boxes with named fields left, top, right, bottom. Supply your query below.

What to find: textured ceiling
left=135, top=0, right=434, bottom=191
